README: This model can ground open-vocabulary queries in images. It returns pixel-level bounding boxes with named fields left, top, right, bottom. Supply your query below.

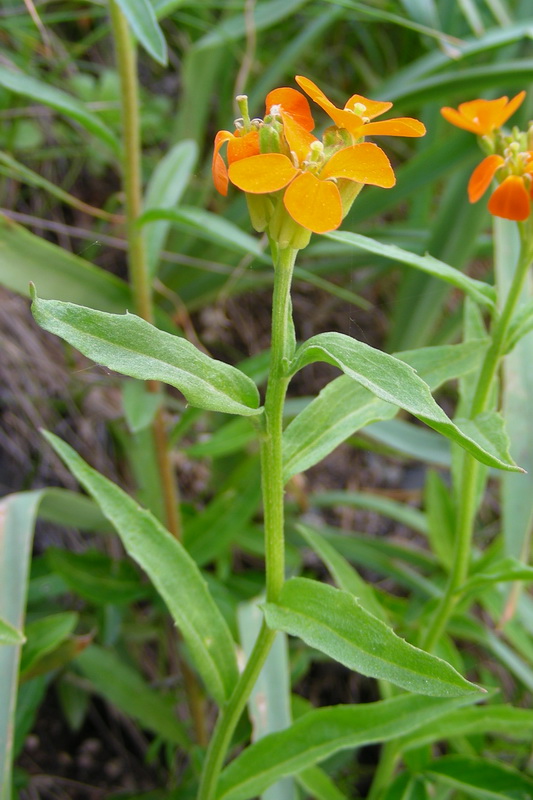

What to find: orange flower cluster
left=441, top=92, right=533, bottom=222
left=213, top=77, right=425, bottom=246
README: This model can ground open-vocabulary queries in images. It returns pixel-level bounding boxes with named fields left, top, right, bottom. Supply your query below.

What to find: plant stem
left=197, top=245, right=297, bottom=800
left=423, top=225, right=532, bottom=652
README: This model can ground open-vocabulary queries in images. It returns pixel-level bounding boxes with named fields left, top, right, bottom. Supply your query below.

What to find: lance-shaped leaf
left=324, top=231, right=496, bottom=309
left=283, top=339, right=488, bottom=481
left=0, top=619, right=25, bottom=646
left=112, top=0, right=167, bottom=65
left=31, top=292, right=261, bottom=417
left=288, top=332, right=520, bottom=472
left=216, top=693, right=479, bottom=800
left=0, top=66, right=120, bottom=155
left=43, top=433, right=239, bottom=706
left=263, top=578, right=481, bottom=697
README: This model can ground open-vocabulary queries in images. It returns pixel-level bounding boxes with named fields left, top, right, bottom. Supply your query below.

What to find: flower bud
left=268, top=198, right=312, bottom=250
left=260, top=122, right=282, bottom=154
left=245, top=193, right=274, bottom=232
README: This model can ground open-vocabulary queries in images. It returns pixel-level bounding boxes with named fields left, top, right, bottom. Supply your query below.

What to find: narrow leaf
left=31, top=294, right=261, bottom=417
left=324, top=231, right=495, bottom=309
left=0, top=66, right=120, bottom=154
left=289, top=332, right=521, bottom=472
left=43, top=433, right=239, bottom=705
left=263, top=578, right=481, bottom=697
left=76, top=645, right=188, bottom=747
left=113, top=0, right=167, bottom=64
left=216, top=694, right=480, bottom=800
left=142, top=140, right=198, bottom=274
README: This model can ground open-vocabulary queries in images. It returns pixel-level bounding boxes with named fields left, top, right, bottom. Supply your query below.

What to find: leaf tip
left=29, top=282, right=37, bottom=301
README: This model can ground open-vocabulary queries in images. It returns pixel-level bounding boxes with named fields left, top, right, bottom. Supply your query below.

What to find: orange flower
left=227, top=142, right=395, bottom=234
left=295, top=75, right=426, bottom=139
left=441, top=92, right=525, bottom=136
left=467, top=150, right=533, bottom=221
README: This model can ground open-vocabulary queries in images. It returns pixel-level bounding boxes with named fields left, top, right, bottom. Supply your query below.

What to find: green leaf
left=76, top=645, right=188, bottom=747
left=138, top=207, right=269, bottom=264
left=43, top=433, right=239, bottom=706
left=216, top=694, right=480, bottom=800
left=425, top=755, right=533, bottom=799
left=0, top=216, right=130, bottom=312
left=0, top=491, right=43, bottom=800
left=31, top=294, right=261, bottom=417
left=0, top=66, right=120, bottom=154
left=20, top=613, right=78, bottom=677
left=122, top=380, right=163, bottom=433
left=462, top=556, right=533, bottom=594
left=113, top=0, right=167, bottom=64
left=0, top=619, right=25, bottom=646
left=263, top=578, right=481, bottom=697
left=424, top=471, right=455, bottom=570
left=195, top=0, right=309, bottom=50
left=142, top=140, right=198, bottom=274
left=296, top=766, right=349, bottom=800
left=289, top=332, right=520, bottom=472
left=401, top=705, right=533, bottom=752
left=382, top=774, right=429, bottom=800
left=283, top=340, right=488, bottom=481
left=323, top=231, right=495, bottom=309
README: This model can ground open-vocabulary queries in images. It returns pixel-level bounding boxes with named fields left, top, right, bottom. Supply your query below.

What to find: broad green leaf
left=216, top=694, right=479, bottom=800
left=139, top=207, right=269, bottom=265
left=31, top=294, right=261, bottom=417
left=324, top=232, right=495, bottom=309
left=76, top=645, right=188, bottom=747
left=425, top=755, right=533, bottom=799
left=263, top=578, right=481, bottom=697
left=113, top=0, right=167, bottom=64
left=0, top=66, right=120, bottom=154
left=0, top=491, right=43, bottom=800
left=0, top=619, right=25, bottom=646
left=43, top=433, right=239, bottom=705
left=401, top=705, right=533, bottom=752
left=289, top=332, right=520, bottom=472
left=142, top=141, right=198, bottom=274
left=283, top=340, right=488, bottom=480
left=0, top=216, right=130, bottom=312
left=19, top=612, right=78, bottom=677
left=296, top=524, right=387, bottom=622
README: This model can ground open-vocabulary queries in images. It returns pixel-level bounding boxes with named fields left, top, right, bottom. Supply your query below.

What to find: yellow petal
left=212, top=130, right=234, bottom=196
left=361, top=117, right=426, bottom=137
left=468, top=154, right=505, bottom=203
left=265, top=87, right=315, bottom=131
left=283, top=172, right=342, bottom=233
left=281, top=111, right=318, bottom=163
left=345, top=93, right=392, bottom=119
left=228, top=153, right=298, bottom=193
left=320, top=143, right=395, bottom=188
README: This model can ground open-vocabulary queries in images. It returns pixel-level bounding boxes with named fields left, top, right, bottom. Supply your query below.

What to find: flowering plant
left=213, top=77, right=425, bottom=247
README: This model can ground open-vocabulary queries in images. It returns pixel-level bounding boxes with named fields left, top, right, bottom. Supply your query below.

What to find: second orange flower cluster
left=213, top=77, right=425, bottom=246
left=442, top=92, right=532, bottom=221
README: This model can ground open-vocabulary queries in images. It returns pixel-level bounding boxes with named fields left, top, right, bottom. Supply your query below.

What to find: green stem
left=197, top=246, right=297, bottom=800
left=423, top=224, right=532, bottom=653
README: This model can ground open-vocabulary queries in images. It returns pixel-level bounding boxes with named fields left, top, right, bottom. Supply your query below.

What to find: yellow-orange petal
left=488, top=175, right=530, bottom=221
left=468, top=154, right=505, bottom=203
left=345, top=93, right=392, bottom=119
left=283, top=172, right=342, bottom=233
left=440, top=106, right=483, bottom=134
left=212, top=130, right=234, bottom=195
left=227, top=129, right=260, bottom=164
left=497, top=90, right=526, bottom=127
left=320, top=143, right=395, bottom=188
left=361, top=117, right=426, bottom=138
left=265, top=87, right=315, bottom=131
left=228, top=153, right=298, bottom=194
left=281, top=111, right=318, bottom=163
